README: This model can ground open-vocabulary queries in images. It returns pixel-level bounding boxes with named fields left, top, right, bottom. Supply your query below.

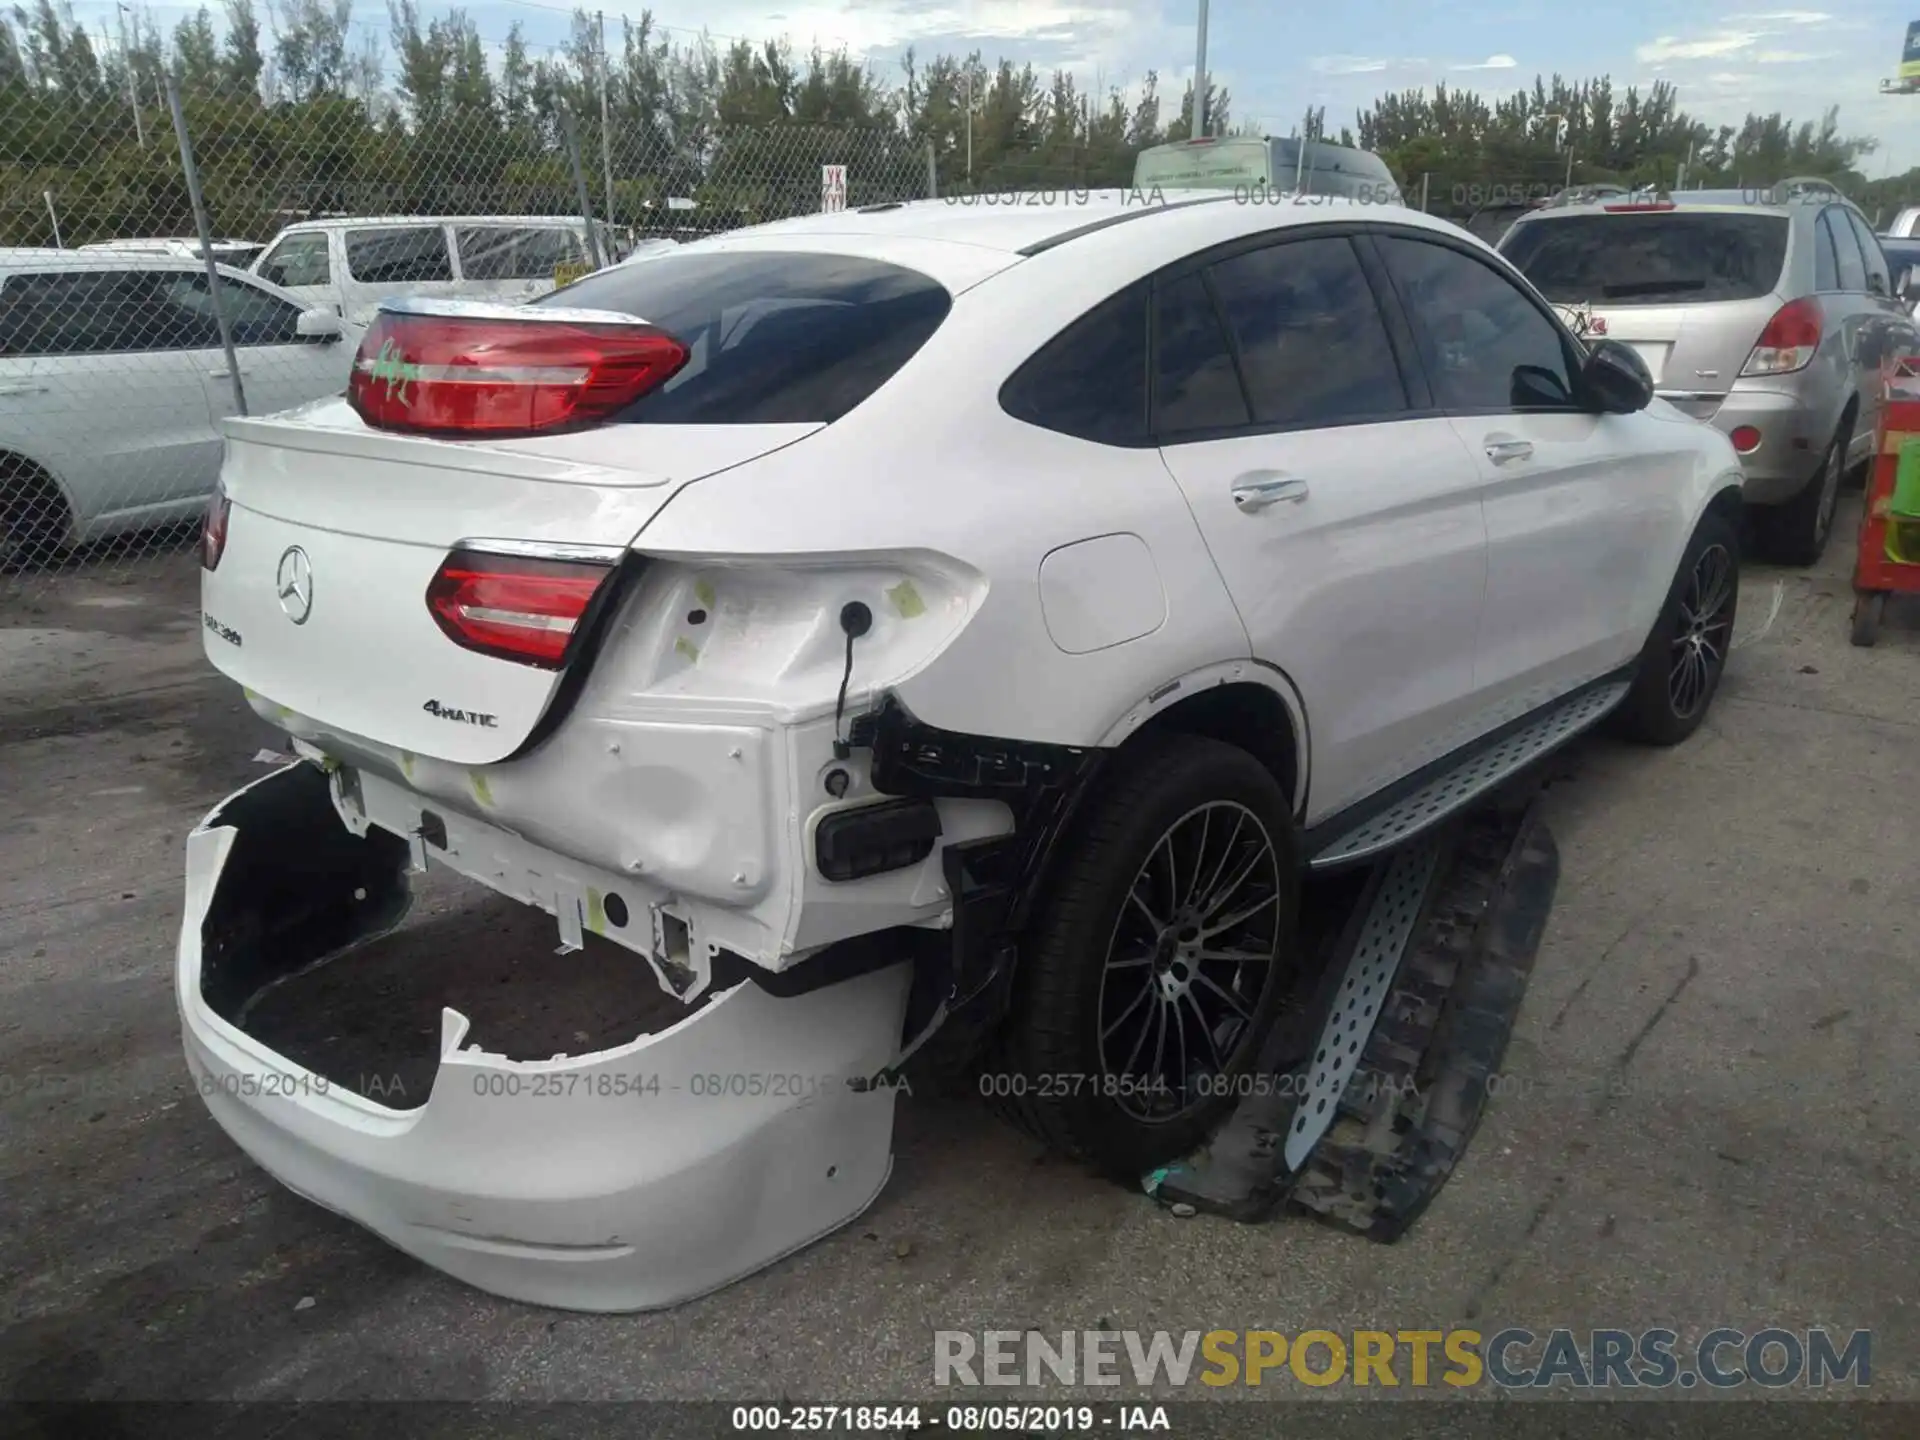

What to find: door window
left=1205, top=236, right=1408, bottom=427
left=0, top=269, right=213, bottom=355
left=1376, top=235, right=1579, bottom=412
left=163, top=272, right=303, bottom=346
left=1154, top=270, right=1249, bottom=434
left=258, top=233, right=331, bottom=289
left=345, top=226, right=454, bottom=283
left=456, top=225, right=588, bottom=280
left=1826, top=207, right=1867, bottom=293
left=1845, top=210, right=1891, bottom=296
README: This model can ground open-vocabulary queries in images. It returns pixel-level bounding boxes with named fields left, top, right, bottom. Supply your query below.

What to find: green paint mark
left=275, top=706, right=293, bottom=720
left=469, top=770, right=493, bottom=807
left=399, top=751, right=415, bottom=780
left=361, top=337, right=420, bottom=408
left=241, top=687, right=258, bottom=702
left=586, top=888, right=607, bottom=936
left=675, top=637, right=700, bottom=662
left=694, top=579, right=716, bottom=610
left=886, top=579, right=925, bottom=619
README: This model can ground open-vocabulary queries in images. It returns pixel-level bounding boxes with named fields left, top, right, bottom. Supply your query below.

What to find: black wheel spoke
left=1195, top=971, right=1253, bottom=1021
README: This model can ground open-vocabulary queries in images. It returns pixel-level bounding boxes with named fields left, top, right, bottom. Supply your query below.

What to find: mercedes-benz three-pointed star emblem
left=276, top=546, right=314, bottom=624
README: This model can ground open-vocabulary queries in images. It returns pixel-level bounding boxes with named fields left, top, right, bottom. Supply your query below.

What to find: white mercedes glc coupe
left=178, top=191, right=1744, bottom=1311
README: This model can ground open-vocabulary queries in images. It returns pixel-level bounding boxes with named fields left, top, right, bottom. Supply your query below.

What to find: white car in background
left=183, top=194, right=1746, bottom=1311
left=250, top=215, right=623, bottom=325
left=0, top=249, right=357, bottom=566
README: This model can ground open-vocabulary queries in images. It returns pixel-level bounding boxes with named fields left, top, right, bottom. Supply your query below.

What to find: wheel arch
left=0, top=448, right=78, bottom=549
left=1096, top=660, right=1310, bottom=820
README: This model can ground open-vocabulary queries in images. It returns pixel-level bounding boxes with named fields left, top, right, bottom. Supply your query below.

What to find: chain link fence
left=1, top=80, right=931, bottom=594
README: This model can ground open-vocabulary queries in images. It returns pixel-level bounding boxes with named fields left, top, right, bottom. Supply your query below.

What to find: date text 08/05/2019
left=730, top=1405, right=1170, bottom=1431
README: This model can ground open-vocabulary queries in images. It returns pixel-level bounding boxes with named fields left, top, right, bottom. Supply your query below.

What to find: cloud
left=1311, top=55, right=1393, bottom=75
left=1754, top=48, right=1838, bottom=63
left=1635, top=32, right=1763, bottom=62
left=1454, top=53, right=1518, bottom=70
left=1723, top=10, right=1831, bottom=23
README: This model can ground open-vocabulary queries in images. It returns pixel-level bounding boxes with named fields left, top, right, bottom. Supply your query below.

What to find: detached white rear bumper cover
left=176, top=762, right=912, bottom=1313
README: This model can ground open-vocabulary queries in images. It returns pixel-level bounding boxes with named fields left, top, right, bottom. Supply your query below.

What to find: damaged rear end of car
left=180, top=241, right=1027, bottom=1310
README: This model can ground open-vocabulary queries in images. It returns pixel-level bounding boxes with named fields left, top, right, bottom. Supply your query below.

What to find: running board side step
left=1305, top=680, right=1627, bottom=871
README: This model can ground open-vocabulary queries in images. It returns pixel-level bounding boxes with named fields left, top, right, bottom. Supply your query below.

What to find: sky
left=58, top=0, right=1920, bottom=174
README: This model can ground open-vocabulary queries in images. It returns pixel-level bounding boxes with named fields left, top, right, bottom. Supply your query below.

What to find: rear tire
left=0, top=457, right=72, bottom=572
left=989, top=734, right=1301, bottom=1177
left=1756, top=416, right=1849, bottom=567
left=1851, top=590, right=1885, bottom=648
left=1612, top=509, right=1740, bottom=747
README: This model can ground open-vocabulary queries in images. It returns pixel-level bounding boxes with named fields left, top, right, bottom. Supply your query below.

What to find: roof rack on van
left=1768, top=176, right=1846, bottom=203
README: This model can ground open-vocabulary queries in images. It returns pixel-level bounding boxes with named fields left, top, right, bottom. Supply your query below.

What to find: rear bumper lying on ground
left=175, top=761, right=913, bottom=1313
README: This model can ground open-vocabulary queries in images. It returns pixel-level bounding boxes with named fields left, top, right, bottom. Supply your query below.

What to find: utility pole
left=964, top=70, right=973, bottom=183
left=1192, top=0, right=1209, bottom=139
left=597, top=11, right=614, bottom=237
left=118, top=4, right=145, bottom=148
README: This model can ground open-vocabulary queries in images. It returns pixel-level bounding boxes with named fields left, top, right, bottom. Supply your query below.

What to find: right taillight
left=1740, top=297, right=1823, bottom=377
left=200, top=484, right=230, bottom=571
left=348, top=302, right=689, bottom=437
left=425, top=547, right=618, bottom=669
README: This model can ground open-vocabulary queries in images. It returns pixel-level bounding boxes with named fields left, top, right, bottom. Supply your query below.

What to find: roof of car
left=273, top=214, right=597, bottom=231
left=1511, top=186, right=1865, bottom=225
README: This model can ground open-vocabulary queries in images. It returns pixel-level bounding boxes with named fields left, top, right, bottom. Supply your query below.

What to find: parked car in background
left=80, top=237, right=267, bottom=268
left=0, top=248, right=357, bottom=567
left=1500, top=180, right=1919, bottom=564
left=250, top=215, right=622, bottom=324
left=1133, top=135, right=1403, bottom=203
left=1878, top=234, right=1920, bottom=316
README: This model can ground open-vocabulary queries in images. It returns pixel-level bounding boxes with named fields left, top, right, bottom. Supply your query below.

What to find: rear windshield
left=1500, top=212, right=1789, bottom=305
left=544, top=251, right=952, bottom=425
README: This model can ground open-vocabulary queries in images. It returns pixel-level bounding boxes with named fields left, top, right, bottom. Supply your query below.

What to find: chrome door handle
left=1484, top=438, right=1534, bottom=464
left=1230, top=473, right=1310, bottom=511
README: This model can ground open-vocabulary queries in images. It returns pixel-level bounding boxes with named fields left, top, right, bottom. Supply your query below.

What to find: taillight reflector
left=348, top=309, right=688, bottom=436
left=1741, top=296, right=1823, bottom=377
left=425, top=549, right=616, bottom=668
left=1729, top=425, right=1762, bottom=453
left=201, top=486, right=230, bottom=571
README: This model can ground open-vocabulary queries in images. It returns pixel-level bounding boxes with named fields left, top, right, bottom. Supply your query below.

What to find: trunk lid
left=1572, top=296, right=1785, bottom=419
left=201, top=399, right=818, bottom=764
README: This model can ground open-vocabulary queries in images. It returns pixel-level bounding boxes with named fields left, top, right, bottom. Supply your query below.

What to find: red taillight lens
left=1729, top=425, right=1762, bottom=453
left=348, top=310, right=688, bottom=436
left=201, top=486, right=230, bottom=571
left=1741, top=296, right=1822, bottom=377
left=425, top=548, right=616, bottom=668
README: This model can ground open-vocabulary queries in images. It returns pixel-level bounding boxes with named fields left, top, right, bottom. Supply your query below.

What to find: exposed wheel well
left=1705, top=483, right=1744, bottom=531
left=0, top=451, right=75, bottom=550
left=1125, top=681, right=1302, bottom=816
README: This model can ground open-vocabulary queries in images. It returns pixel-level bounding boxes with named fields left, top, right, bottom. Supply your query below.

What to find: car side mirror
left=296, top=308, right=343, bottom=342
left=1581, top=338, right=1654, bottom=414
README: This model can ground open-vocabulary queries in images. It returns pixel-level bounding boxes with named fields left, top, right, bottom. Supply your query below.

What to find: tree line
left=1, top=0, right=1910, bottom=249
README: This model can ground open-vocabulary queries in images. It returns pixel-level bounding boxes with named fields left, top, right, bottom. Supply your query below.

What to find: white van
left=1133, top=135, right=1403, bottom=204
left=249, top=215, right=620, bottom=325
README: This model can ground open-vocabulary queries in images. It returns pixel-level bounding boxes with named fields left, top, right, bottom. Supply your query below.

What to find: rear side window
left=346, top=227, right=453, bottom=284
left=0, top=269, right=210, bottom=355
left=1000, top=282, right=1149, bottom=444
left=1844, top=210, right=1889, bottom=294
left=1827, top=209, right=1867, bottom=292
left=1154, top=271, right=1249, bottom=434
left=1501, top=213, right=1789, bottom=305
left=548, top=251, right=952, bottom=425
left=1206, top=237, right=1407, bottom=426
left=259, top=233, right=330, bottom=289
left=1814, top=214, right=1842, bottom=291
left=456, top=226, right=587, bottom=281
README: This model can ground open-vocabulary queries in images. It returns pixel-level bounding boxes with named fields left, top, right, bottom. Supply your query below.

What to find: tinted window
left=456, top=225, right=587, bottom=281
left=164, top=272, right=301, bottom=346
left=1378, top=236, right=1577, bottom=412
left=1206, top=237, right=1407, bottom=426
left=260, top=233, right=330, bottom=288
left=550, top=251, right=951, bottom=425
left=1501, top=212, right=1789, bottom=305
left=1000, top=282, right=1148, bottom=444
left=1814, top=213, right=1841, bottom=292
left=1827, top=208, right=1867, bottom=292
left=346, top=226, right=453, bottom=283
left=1846, top=211, right=1890, bottom=294
left=0, top=269, right=209, bottom=355
left=1154, top=271, right=1249, bottom=434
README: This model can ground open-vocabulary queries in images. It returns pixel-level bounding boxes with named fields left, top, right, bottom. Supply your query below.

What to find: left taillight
left=200, top=484, right=230, bottom=571
left=347, top=307, right=689, bottom=437
left=425, top=548, right=618, bottom=669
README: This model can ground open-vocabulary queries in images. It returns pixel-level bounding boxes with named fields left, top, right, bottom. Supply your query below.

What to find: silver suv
left=1499, top=180, right=1918, bottom=564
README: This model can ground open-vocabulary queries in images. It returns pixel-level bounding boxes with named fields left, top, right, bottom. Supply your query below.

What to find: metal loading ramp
left=1148, top=790, right=1560, bottom=1236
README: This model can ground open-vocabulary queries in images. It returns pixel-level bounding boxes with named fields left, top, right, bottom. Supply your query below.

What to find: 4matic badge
left=422, top=699, right=498, bottom=728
